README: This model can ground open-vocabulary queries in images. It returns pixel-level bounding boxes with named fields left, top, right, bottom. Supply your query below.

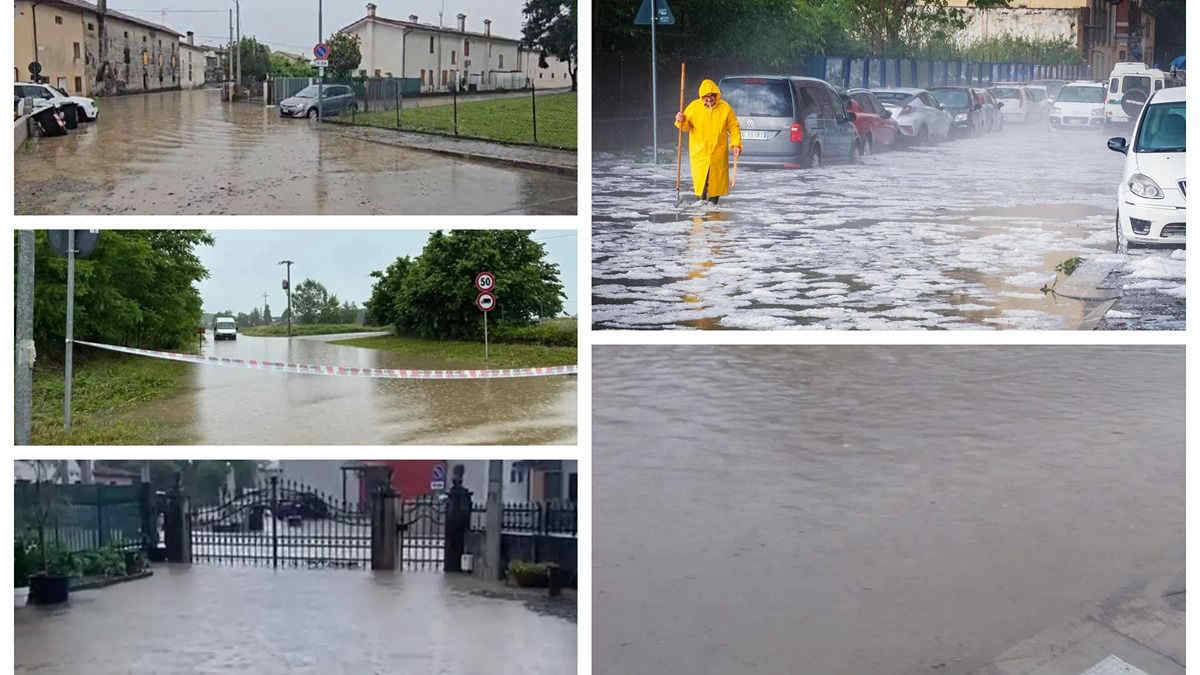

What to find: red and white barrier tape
left=74, top=340, right=577, bottom=380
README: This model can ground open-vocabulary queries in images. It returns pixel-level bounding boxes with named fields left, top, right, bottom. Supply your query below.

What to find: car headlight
left=1128, top=172, right=1164, bottom=199
left=954, top=113, right=967, bottom=122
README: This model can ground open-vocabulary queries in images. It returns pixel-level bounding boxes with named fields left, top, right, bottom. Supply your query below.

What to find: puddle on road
left=15, top=89, right=575, bottom=215
left=110, top=334, right=576, bottom=445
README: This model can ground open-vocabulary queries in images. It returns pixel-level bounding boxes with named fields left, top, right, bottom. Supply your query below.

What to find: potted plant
left=28, top=543, right=76, bottom=604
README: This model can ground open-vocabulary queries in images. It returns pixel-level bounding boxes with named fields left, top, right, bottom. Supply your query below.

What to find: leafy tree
left=248, top=307, right=262, bottom=326
left=269, top=51, right=315, bottom=77
left=263, top=303, right=272, bottom=325
left=365, top=256, right=413, bottom=326
left=290, top=279, right=333, bottom=324
left=522, top=0, right=578, bottom=91
left=235, top=312, right=251, bottom=328
left=386, top=230, right=564, bottom=339
left=328, top=33, right=362, bottom=80
left=236, top=37, right=273, bottom=85
left=30, top=230, right=213, bottom=355
left=316, top=292, right=342, bottom=324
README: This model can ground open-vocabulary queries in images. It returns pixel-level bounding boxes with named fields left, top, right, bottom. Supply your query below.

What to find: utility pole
left=227, top=9, right=233, bottom=89
left=64, top=230, right=76, bottom=433
left=235, top=0, right=241, bottom=92
left=16, top=231, right=35, bottom=445
left=278, top=260, right=294, bottom=337
left=317, top=0, right=323, bottom=120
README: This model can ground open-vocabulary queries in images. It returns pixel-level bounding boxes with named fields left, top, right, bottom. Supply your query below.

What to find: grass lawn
left=337, top=92, right=577, bottom=149
left=31, top=353, right=197, bottom=445
left=241, top=324, right=388, bottom=337
left=329, top=334, right=576, bottom=369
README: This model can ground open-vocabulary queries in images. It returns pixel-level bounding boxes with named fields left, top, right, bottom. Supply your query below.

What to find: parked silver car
left=278, top=84, right=357, bottom=118
left=871, top=87, right=951, bottom=145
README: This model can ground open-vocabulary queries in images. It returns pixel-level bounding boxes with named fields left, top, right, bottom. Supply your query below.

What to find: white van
left=213, top=316, right=238, bottom=340
left=1105, top=63, right=1167, bottom=127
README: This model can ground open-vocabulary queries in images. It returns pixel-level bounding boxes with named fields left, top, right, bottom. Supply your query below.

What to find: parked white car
left=1106, top=86, right=1185, bottom=251
left=871, top=88, right=951, bottom=145
left=1104, top=63, right=1167, bottom=128
left=1049, top=81, right=1107, bottom=130
left=213, top=316, right=238, bottom=340
left=14, top=82, right=98, bottom=121
left=990, top=84, right=1033, bottom=124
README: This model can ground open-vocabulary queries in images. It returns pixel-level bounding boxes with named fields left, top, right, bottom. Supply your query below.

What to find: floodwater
left=127, top=332, right=576, bottom=445
left=14, top=564, right=575, bottom=674
left=593, top=346, right=1184, bottom=675
left=15, top=88, right=576, bottom=215
left=593, top=125, right=1185, bottom=329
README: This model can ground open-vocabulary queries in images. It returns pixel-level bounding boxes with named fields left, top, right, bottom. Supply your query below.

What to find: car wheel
left=803, top=144, right=822, bottom=169
left=1115, top=213, right=1129, bottom=254
left=307, top=108, right=318, bottom=119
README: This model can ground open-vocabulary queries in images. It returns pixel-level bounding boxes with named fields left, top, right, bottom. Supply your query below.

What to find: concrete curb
left=71, top=569, right=154, bottom=591
left=971, top=573, right=1184, bottom=675
left=320, top=124, right=577, bottom=177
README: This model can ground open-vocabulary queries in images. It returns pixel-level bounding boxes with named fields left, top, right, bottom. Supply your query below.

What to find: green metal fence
left=15, top=482, right=149, bottom=553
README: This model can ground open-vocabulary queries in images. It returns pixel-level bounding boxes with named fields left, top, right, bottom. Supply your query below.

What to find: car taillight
left=790, top=121, right=804, bottom=143
left=901, top=105, right=912, bottom=115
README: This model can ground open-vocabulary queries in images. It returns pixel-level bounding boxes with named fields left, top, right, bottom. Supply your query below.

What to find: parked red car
left=844, top=88, right=900, bottom=154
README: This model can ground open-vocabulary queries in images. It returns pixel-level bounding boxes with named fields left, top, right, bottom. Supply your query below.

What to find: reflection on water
left=143, top=334, right=575, bottom=444
left=594, top=346, right=1183, bottom=675
left=15, top=564, right=575, bottom=674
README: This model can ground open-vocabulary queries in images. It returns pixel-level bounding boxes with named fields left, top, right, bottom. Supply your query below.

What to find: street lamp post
left=278, top=259, right=293, bottom=337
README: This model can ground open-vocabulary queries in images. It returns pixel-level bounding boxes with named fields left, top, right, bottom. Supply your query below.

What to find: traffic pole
left=649, top=0, right=658, bottom=164
left=483, top=311, right=488, bottom=361
left=317, top=0, right=323, bottom=121
left=16, top=231, right=35, bottom=445
left=64, top=229, right=76, bottom=433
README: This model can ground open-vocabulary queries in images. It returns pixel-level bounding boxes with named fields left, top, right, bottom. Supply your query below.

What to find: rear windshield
left=1134, top=101, right=1186, bottom=153
left=930, top=89, right=968, bottom=106
left=1121, top=75, right=1151, bottom=94
left=720, top=79, right=793, bottom=117
left=873, top=91, right=912, bottom=106
left=991, top=87, right=1021, bottom=99
left=1056, top=86, right=1104, bottom=103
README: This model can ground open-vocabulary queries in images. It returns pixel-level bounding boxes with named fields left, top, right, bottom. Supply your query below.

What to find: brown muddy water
left=15, top=88, right=576, bottom=215
left=593, top=346, right=1183, bottom=675
left=123, top=332, right=575, bottom=445
left=14, top=564, right=575, bottom=674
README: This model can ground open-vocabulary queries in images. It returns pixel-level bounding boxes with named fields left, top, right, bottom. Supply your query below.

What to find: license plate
left=742, top=130, right=773, bottom=140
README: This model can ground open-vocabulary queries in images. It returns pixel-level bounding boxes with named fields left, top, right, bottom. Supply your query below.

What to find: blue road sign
left=313, top=43, right=330, bottom=60
left=634, top=0, right=675, bottom=25
left=432, top=464, right=446, bottom=481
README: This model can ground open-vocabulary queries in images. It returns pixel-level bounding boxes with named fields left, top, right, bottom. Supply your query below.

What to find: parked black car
left=929, top=86, right=983, bottom=136
left=719, top=75, right=860, bottom=168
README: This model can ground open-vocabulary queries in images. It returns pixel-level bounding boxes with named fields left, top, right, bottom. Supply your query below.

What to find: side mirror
left=880, top=108, right=892, bottom=119
left=1107, top=137, right=1128, bottom=154
left=845, top=111, right=856, bottom=122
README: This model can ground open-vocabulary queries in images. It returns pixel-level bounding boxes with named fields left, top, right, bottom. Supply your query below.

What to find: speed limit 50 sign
left=475, top=271, right=495, bottom=292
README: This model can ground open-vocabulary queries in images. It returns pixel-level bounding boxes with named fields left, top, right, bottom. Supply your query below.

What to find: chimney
left=186, top=30, right=194, bottom=46
left=408, top=14, right=418, bottom=22
left=483, top=18, right=491, bottom=37
left=366, top=3, right=376, bottom=18
left=457, top=13, right=466, bottom=32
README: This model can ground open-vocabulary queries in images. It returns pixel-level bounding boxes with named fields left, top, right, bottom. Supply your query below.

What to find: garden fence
left=470, top=501, right=577, bottom=537
left=15, top=482, right=150, bottom=554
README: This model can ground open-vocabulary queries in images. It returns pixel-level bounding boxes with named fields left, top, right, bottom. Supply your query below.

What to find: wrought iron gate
left=189, top=477, right=371, bottom=569
left=399, top=495, right=446, bottom=570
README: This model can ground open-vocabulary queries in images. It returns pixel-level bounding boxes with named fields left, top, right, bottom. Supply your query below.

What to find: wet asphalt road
left=593, top=124, right=1185, bottom=329
left=14, top=564, right=576, bottom=674
left=593, top=346, right=1183, bottom=675
left=15, top=88, right=576, bottom=215
left=121, top=332, right=576, bottom=445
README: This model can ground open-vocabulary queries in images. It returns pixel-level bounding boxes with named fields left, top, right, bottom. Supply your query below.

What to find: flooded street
left=15, top=89, right=576, bottom=215
left=14, top=564, right=575, bottom=674
left=593, top=346, right=1183, bottom=675
left=119, top=332, right=576, bottom=445
left=593, top=127, right=1184, bottom=329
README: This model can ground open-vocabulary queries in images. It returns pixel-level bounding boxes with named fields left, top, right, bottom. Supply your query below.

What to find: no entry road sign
left=476, top=292, right=496, bottom=312
left=475, top=271, right=495, bottom=292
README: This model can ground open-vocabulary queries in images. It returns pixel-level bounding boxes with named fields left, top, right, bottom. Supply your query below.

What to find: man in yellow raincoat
left=674, top=79, right=742, bottom=205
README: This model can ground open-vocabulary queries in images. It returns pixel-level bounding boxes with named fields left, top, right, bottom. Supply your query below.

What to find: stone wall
left=87, top=15, right=180, bottom=95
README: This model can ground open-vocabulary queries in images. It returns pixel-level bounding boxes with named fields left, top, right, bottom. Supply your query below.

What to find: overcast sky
left=195, top=230, right=577, bottom=316
left=110, top=0, right=531, bottom=55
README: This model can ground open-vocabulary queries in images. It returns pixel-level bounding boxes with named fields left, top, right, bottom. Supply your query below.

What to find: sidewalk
left=971, top=573, right=1184, bottom=675
left=321, top=123, right=577, bottom=176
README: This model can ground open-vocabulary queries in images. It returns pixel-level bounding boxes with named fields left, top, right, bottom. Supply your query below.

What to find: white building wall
left=955, top=7, right=1080, bottom=45
left=179, top=43, right=207, bottom=88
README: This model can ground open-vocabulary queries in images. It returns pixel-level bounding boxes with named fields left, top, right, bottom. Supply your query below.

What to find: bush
left=491, top=318, right=577, bottom=347
left=507, top=560, right=550, bottom=587
left=78, top=545, right=125, bottom=577
left=40, top=543, right=80, bottom=577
